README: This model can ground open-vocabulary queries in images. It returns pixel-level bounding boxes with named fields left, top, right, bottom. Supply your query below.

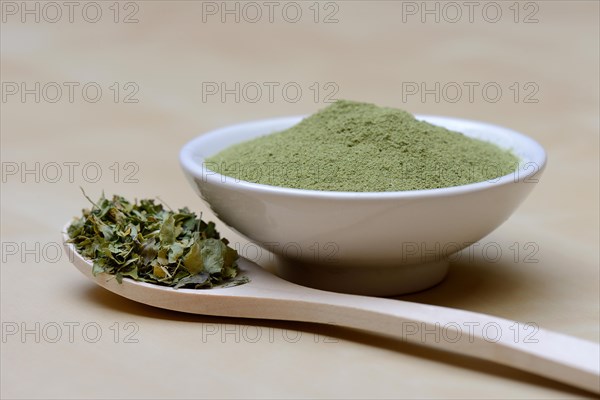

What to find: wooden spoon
left=63, top=233, right=600, bottom=394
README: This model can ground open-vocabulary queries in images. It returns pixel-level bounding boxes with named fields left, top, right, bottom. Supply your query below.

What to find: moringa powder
left=207, top=100, right=519, bottom=192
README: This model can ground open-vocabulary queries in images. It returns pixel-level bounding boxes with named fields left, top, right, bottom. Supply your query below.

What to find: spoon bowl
left=180, top=116, right=546, bottom=296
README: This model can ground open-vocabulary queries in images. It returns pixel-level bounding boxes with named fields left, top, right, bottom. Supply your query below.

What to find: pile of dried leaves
left=67, top=192, right=246, bottom=289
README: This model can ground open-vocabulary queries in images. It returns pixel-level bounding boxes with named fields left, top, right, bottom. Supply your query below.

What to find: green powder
left=207, top=100, right=519, bottom=192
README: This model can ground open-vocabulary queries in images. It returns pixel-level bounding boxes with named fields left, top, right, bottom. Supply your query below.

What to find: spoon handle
left=63, top=233, right=599, bottom=394
left=253, top=288, right=600, bottom=394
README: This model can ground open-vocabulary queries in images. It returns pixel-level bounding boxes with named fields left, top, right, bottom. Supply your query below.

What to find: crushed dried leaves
left=67, top=191, right=247, bottom=289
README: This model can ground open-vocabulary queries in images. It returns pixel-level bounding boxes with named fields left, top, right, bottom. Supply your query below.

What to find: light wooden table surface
left=2, top=1, right=598, bottom=398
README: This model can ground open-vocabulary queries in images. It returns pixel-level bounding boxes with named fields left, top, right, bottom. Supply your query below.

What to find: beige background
left=1, top=1, right=599, bottom=398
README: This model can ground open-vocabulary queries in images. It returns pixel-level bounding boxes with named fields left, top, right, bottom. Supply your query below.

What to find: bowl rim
left=180, top=114, right=547, bottom=199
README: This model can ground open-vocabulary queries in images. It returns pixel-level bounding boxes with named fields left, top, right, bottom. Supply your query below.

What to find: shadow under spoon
left=63, top=231, right=599, bottom=394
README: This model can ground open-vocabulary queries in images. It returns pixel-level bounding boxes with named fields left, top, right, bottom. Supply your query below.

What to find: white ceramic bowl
left=180, top=115, right=546, bottom=296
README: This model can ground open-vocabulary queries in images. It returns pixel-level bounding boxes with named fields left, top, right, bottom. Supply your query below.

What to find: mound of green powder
left=207, top=100, right=519, bottom=192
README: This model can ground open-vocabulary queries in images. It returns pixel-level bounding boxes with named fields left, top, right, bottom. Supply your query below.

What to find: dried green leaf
left=68, top=192, right=245, bottom=289
left=183, top=241, right=203, bottom=275
left=159, top=214, right=176, bottom=245
left=168, top=243, right=184, bottom=263
left=200, top=238, right=225, bottom=275
left=174, top=272, right=210, bottom=289
left=92, top=261, right=104, bottom=276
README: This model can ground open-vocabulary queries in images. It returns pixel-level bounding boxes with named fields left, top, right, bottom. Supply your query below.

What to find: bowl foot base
left=274, top=257, right=449, bottom=297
